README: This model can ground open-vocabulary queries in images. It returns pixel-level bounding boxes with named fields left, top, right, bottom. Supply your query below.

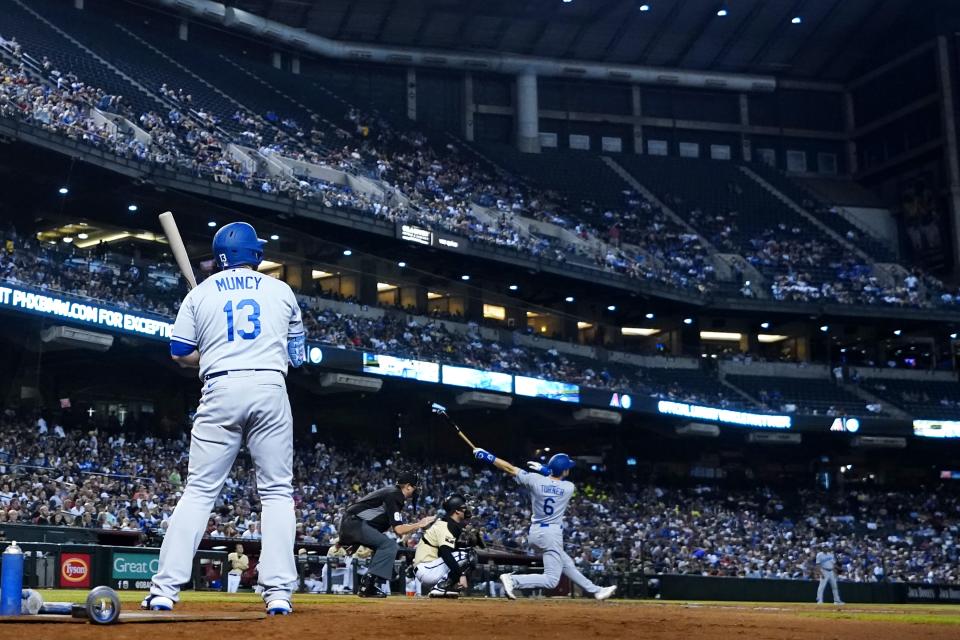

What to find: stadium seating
left=860, top=378, right=960, bottom=420
left=725, top=374, right=875, bottom=416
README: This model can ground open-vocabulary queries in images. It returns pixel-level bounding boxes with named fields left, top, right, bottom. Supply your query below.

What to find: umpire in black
left=338, top=470, right=436, bottom=597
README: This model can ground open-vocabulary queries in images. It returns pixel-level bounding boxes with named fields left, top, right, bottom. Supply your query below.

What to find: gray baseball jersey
left=171, top=268, right=304, bottom=378
left=816, top=551, right=836, bottom=571
left=515, top=470, right=575, bottom=526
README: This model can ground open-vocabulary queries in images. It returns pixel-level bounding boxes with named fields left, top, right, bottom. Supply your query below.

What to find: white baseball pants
left=817, top=569, right=841, bottom=603
left=414, top=550, right=470, bottom=589
left=149, top=371, right=297, bottom=604
left=227, top=572, right=241, bottom=593
left=509, top=524, right=600, bottom=594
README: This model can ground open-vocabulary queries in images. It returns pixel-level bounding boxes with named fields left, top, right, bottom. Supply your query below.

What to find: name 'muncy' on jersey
left=515, top=470, right=575, bottom=526
left=171, top=268, right=304, bottom=379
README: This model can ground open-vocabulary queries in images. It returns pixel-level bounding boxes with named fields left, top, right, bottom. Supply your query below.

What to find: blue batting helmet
left=212, top=222, right=266, bottom=268
left=547, top=453, right=575, bottom=475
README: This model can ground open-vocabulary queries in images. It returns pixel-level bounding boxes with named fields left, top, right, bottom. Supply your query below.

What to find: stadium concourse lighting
left=461, top=274, right=470, bottom=280
left=127, top=204, right=138, bottom=212
left=639, top=3, right=650, bottom=10
left=77, top=233, right=88, bottom=240
left=645, top=312, right=655, bottom=319
left=717, top=3, right=728, bottom=17
left=683, top=318, right=693, bottom=325
left=565, top=296, right=575, bottom=302
left=270, top=234, right=279, bottom=240
left=207, top=221, right=217, bottom=227
left=343, top=249, right=353, bottom=256
left=791, top=16, right=802, bottom=24
left=398, top=261, right=407, bottom=267
left=760, top=322, right=770, bottom=329
left=894, top=329, right=902, bottom=336
left=62, top=237, right=73, bottom=243
left=58, top=187, right=69, bottom=195
left=820, top=325, right=829, bottom=332
left=509, top=284, right=518, bottom=291
left=952, top=333, right=958, bottom=339
left=607, top=305, right=616, bottom=311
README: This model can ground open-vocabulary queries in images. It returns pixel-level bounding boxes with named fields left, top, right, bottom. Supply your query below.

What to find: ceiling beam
left=810, top=0, right=903, bottom=80
left=333, top=0, right=357, bottom=40
left=637, top=0, right=687, bottom=63
left=709, top=0, right=795, bottom=70
left=749, top=0, right=843, bottom=73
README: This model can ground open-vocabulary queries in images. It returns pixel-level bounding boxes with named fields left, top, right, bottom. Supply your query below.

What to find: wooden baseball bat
left=158, top=211, right=198, bottom=289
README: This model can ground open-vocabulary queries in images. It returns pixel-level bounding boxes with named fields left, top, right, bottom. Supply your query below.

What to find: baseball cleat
left=266, top=599, right=293, bottom=615
left=428, top=587, right=460, bottom=599
left=499, top=573, right=516, bottom=600
left=594, top=585, right=617, bottom=601
left=139, top=595, right=174, bottom=611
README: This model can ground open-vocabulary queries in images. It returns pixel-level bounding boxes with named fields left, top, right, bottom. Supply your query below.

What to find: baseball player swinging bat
left=158, top=211, right=198, bottom=289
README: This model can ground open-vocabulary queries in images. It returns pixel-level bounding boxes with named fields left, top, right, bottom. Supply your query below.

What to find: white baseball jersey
left=816, top=551, right=836, bottom=571
left=515, top=470, right=575, bottom=526
left=171, top=268, right=304, bottom=378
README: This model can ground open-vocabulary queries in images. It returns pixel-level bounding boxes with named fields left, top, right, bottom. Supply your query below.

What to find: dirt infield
left=5, top=592, right=960, bottom=640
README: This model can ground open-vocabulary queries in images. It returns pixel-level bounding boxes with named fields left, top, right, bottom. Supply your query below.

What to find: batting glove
left=472, top=448, right=496, bottom=464
left=526, top=461, right=551, bottom=476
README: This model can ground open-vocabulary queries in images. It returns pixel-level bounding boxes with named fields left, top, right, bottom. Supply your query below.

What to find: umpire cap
left=396, top=470, right=421, bottom=489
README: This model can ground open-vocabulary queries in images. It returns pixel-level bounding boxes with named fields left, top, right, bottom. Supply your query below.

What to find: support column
left=936, top=35, right=960, bottom=274
left=843, top=91, right=858, bottom=174
left=285, top=263, right=307, bottom=291
left=738, top=93, right=752, bottom=162
left=358, top=259, right=379, bottom=307
left=516, top=71, right=540, bottom=153
left=464, top=73, right=475, bottom=142
left=406, top=68, right=417, bottom=121
left=631, top=85, right=643, bottom=154
left=178, top=19, right=188, bottom=41
left=272, top=51, right=282, bottom=69
left=291, top=55, right=300, bottom=75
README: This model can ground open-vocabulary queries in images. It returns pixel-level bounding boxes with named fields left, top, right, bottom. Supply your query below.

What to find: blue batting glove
left=472, top=448, right=496, bottom=464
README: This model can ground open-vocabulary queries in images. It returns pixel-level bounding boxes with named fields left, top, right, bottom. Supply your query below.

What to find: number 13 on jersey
left=223, top=299, right=261, bottom=341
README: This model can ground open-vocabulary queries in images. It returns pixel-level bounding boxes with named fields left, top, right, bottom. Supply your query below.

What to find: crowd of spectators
left=0, top=413, right=956, bottom=585
left=7, top=34, right=949, bottom=305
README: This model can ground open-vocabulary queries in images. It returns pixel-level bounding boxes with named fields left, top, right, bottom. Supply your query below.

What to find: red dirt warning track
left=4, top=598, right=959, bottom=640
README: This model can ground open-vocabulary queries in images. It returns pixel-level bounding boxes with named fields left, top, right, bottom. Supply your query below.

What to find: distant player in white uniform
left=815, top=542, right=844, bottom=605
left=141, top=221, right=305, bottom=616
left=470, top=448, right=616, bottom=601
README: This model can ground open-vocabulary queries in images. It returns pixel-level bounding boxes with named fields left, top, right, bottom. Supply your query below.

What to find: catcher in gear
left=413, top=494, right=481, bottom=598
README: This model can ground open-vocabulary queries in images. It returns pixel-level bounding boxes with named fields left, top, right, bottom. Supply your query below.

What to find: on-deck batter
left=141, top=221, right=305, bottom=616
left=470, top=448, right=617, bottom=601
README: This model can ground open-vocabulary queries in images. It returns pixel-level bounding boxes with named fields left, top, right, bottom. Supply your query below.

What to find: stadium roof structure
left=218, top=0, right=960, bottom=81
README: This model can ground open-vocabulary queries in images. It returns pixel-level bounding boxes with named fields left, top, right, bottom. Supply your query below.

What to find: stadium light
left=717, top=3, right=728, bottom=16
left=639, top=3, right=650, bottom=10
left=607, top=305, right=616, bottom=311
left=62, top=237, right=73, bottom=244
left=894, top=329, right=902, bottom=336
left=952, top=333, right=958, bottom=339
left=270, top=234, right=279, bottom=241
left=509, top=284, right=518, bottom=291
left=207, top=221, right=217, bottom=227
left=127, top=204, right=138, bottom=212
left=565, top=296, right=575, bottom=302
left=645, top=312, right=655, bottom=319
left=77, top=233, right=89, bottom=240
left=683, top=318, right=693, bottom=325
left=398, top=261, right=407, bottom=268
left=760, top=322, right=770, bottom=329
left=461, top=274, right=470, bottom=281
left=58, top=187, right=69, bottom=195
left=343, top=249, right=353, bottom=256
left=791, top=16, right=802, bottom=24
left=820, top=325, right=829, bottom=332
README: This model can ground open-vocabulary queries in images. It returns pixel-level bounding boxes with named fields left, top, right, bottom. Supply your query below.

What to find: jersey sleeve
left=170, top=292, right=198, bottom=348
left=514, top=470, right=535, bottom=489
left=288, top=291, right=305, bottom=339
left=385, top=491, right=404, bottom=529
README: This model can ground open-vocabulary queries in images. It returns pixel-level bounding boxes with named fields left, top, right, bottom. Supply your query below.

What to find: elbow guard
left=170, top=340, right=196, bottom=357
left=288, top=335, right=306, bottom=367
